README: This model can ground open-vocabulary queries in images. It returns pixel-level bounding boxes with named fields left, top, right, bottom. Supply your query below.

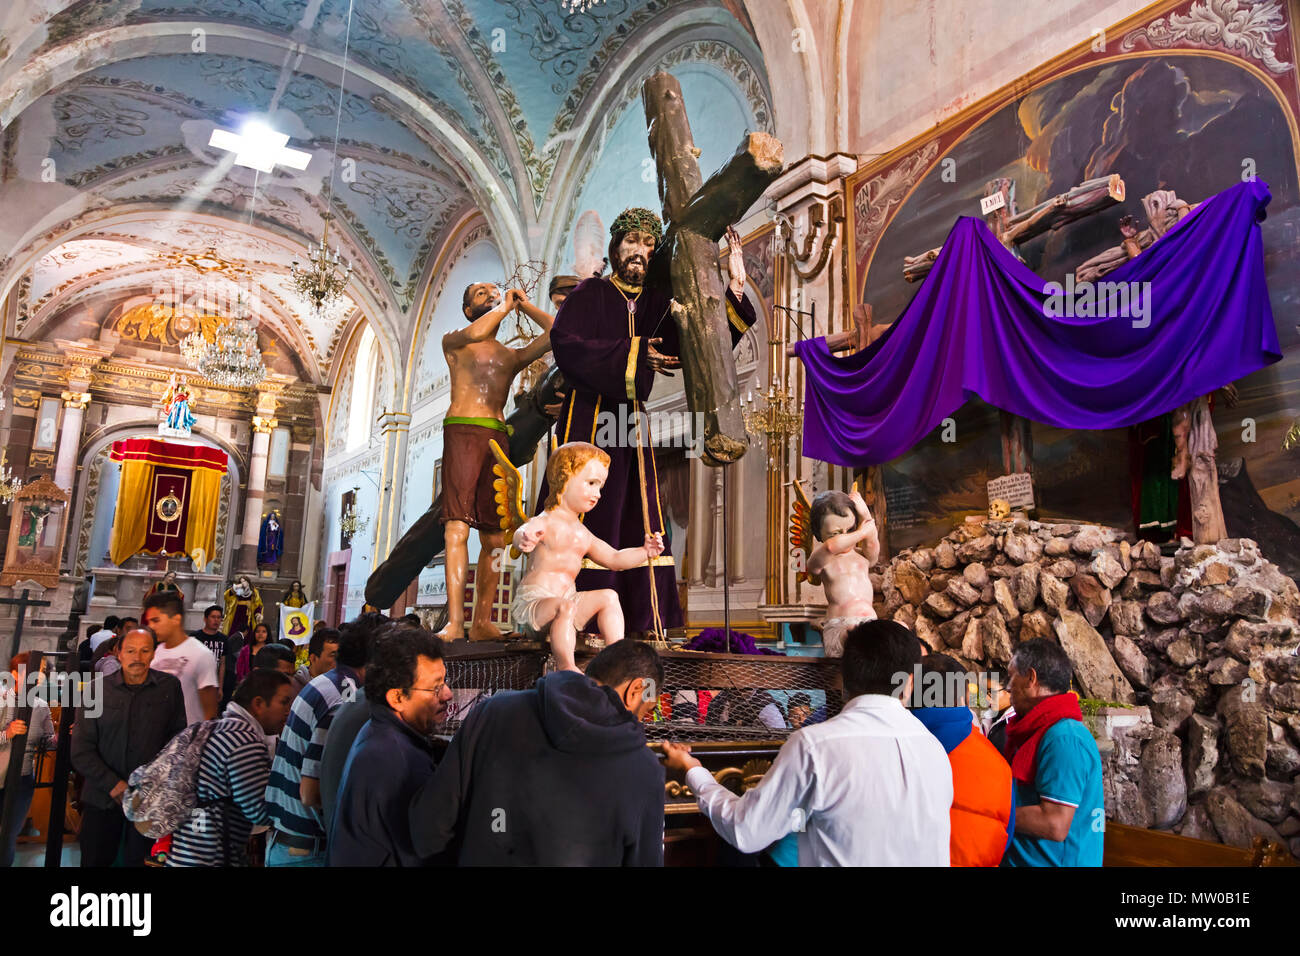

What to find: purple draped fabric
left=794, top=180, right=1283, bottom=468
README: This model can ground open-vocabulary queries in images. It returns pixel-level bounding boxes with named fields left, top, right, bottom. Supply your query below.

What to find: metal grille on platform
left=440, top=643, right=843, bottom=742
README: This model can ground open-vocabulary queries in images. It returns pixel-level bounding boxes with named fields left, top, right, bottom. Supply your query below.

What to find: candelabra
left=291, top=213, right=351, bottom=316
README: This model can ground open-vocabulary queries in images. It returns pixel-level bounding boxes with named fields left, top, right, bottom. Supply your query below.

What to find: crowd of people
left=2, top=591, right=1105, bottom=868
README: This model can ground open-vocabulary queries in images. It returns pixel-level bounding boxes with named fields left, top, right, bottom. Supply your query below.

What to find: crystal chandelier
left=290, top=213, right=352, bottom=317
left=741, top=382, right=803, bottom=464
left=561, top=0, right=605, bottom=11
left=179, top=295, right=266, bottom=388
left=0, top=448, right=22, bottom=504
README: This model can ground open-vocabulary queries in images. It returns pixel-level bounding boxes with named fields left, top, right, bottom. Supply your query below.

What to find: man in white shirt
left=663, top=619, right=953, bottom=866
left=88, top=616, right=121, bottom=653
left=142, top=591, right=219, bottom=723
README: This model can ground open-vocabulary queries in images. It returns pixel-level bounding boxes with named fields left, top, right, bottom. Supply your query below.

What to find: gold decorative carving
left=17, top=476, right=70, bottom=502
left=27, top=452, right=54, bottom=470
left=114, top=302, right=226, bottom=346
left=0, top=557, right=60, bottom=588
left=12, top=388, right=40, bottom=409
left=61, top=390, right=91, bottom=410
left=252, top=415, right=278, bottom=434
left=155, top=493, right=183, bottom=522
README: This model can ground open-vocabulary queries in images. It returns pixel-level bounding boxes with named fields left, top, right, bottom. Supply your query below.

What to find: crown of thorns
left=610, top=208, right=663, bottom=243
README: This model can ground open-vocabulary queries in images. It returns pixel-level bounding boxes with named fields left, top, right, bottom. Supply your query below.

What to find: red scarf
left=1004, top=693, right=1083, bottom=784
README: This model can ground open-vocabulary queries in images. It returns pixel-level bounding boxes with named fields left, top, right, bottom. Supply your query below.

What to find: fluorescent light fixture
left=209, top=121, right=312, bottom=173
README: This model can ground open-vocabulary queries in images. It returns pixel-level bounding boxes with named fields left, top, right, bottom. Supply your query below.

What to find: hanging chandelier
left=178, top=295, right=266, bottom=388
left=291, top=2, right=356, bottom=319
left=0, top=449, right=22, bottom=504
left=561, top=0, right=605, bottom=11
left=290, top=213, right=351, bottom=316
left=195, top=318, right=266, bottom=388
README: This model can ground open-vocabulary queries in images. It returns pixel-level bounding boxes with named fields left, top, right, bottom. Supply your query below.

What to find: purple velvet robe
left=541, top=276, right=757, bottom=633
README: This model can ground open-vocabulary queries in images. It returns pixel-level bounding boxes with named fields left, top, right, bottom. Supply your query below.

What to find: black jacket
left=71, top=669, right=187, bottom=809
left=409, top=671, right=665, bottom=866
left=328, top=703, right=439, bottom=867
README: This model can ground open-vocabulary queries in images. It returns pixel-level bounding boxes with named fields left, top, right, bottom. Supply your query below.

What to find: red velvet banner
left=109, top=437, right=228, bottom=473
left=144, top=466, right=191, bottom=556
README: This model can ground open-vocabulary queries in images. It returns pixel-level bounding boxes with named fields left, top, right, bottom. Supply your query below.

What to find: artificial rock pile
left=870, top=517, right=1300, bottom=858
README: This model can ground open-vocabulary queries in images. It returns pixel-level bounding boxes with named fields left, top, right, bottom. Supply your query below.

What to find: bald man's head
left=119, top=627, right=157, bottom=684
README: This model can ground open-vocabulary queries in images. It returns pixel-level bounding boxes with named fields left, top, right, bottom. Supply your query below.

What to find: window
left=268, top=426, right=290, bottom=478
left=346, top=324, right=378, bottom=451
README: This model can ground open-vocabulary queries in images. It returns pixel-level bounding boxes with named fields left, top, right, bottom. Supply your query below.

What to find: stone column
left=373, top=410, right=412, bottom=564
left=237, top=414, right=276, bottom=571
left=53, top=389, right=90, bottom=494
left=760, top=153, right=857, bottom=617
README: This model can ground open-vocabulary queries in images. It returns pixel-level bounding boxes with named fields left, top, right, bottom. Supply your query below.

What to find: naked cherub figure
left=509, top=442, right=663, bottom=671
left=806, top=487, right=880, bottom=658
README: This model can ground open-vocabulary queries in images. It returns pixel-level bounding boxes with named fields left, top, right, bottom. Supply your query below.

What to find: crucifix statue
left=902, top=175, right=1126, bottom=477
left=1073, top=186, right=1227, bottom=545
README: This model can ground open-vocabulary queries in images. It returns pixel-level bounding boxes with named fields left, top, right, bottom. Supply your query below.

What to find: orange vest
left=947, top=728, right=1014, bottom=867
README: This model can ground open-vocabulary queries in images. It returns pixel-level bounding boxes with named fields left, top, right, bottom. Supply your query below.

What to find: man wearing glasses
left=328, top=626, right=452, bottom=866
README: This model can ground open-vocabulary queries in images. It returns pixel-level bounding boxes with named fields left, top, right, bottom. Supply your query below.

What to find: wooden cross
left=0, top=588, right=52, bottom=664
left=642, top=72, right=784, bottom=467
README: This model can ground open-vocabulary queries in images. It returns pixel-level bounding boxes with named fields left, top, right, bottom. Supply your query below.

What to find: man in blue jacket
left=328, top=626, right=451, bottom=866
left=409, top=640, right=666, bottom=866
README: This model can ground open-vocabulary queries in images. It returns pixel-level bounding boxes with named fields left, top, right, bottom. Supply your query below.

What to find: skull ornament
left=989, top=499, right=1011, bottom=521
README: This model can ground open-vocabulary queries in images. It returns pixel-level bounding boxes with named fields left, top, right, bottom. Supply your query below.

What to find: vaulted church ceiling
left=0, top=0, right=768, bottom=383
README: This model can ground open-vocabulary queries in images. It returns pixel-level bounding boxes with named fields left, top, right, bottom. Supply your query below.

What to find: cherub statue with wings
left=790, top=480, right=880, bottom=658
left=490, top=439, right=663, bottom=671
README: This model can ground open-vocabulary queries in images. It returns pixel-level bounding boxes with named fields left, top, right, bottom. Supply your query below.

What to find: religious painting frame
left=841, top=0, right=1300, bottom=572
left=32, top=396, right=60, bottom=452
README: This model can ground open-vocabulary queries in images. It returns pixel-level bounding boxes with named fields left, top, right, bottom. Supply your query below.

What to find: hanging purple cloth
left=793, top=180, right=1282, bottom=468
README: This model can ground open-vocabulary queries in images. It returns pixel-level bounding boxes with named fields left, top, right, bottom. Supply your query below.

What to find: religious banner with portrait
left=108, top=438, right=228, bottom=566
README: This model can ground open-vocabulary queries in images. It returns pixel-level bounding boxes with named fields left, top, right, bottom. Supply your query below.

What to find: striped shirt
left=265, top=666, right=357, bottom=839
left=167, top=704, right=271, bottom=867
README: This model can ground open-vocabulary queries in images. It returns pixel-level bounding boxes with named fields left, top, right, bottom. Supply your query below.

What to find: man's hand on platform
left=647, top=338, right=680, bottom=376
left=661, top=741, right=701, bottom=773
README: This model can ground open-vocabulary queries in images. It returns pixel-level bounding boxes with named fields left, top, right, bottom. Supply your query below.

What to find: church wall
left=0, top=286, right=324, bottom=641
left=843, top=0, right=1153, bottom=158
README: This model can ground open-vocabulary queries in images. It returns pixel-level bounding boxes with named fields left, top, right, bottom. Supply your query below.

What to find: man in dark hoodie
left=409, top=639, right=666, bottom=865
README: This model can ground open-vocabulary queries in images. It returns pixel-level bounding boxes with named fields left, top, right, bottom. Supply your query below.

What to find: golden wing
left=489, top=439, right=528, bottom=560
left=788, top=479, right=814, bottom=584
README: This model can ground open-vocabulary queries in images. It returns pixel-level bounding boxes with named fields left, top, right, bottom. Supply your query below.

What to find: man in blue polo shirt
left=1002, top=638, right=1104, bottom=867
left=264, top=613, right=381, bottom=866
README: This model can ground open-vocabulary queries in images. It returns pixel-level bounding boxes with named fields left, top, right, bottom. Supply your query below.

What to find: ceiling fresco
left=0, top=0, right=769, bottom=383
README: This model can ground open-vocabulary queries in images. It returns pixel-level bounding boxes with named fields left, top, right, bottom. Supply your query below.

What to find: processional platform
left=438, top=638, right=842, bottom=864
